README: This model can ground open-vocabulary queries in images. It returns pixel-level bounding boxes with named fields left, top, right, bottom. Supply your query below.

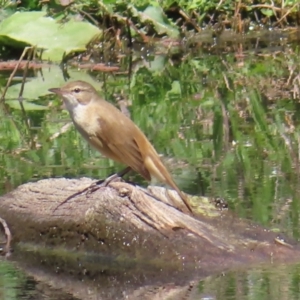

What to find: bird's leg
left=92, top=166, right=132, bottom=186
left=87, top=166, right=132, bottom=193
left=53, top=167, right=132, bottom=212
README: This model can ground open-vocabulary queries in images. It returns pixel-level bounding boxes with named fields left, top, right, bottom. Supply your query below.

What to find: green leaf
left=5, top=65, right=101, bottom=100
left=167, top=81, right=181, bottom=95
left=261, top=9, right=274, bottom=17
left=146, top=55, right=166, bottom=73
left=0, top=11, right=101, bottom=62
left=129, top=5, right=179, bottom=38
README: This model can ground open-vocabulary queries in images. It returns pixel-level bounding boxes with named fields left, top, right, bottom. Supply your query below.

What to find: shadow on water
left=1, top=29, right=300, bottom=298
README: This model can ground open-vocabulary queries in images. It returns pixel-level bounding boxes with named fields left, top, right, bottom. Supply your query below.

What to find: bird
left=49, top=80, right=193, bottom=214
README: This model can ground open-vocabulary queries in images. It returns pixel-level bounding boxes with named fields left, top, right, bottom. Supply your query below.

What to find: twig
left=250, top=4, right=283, bottom=11
left=222, top=72, right=232, bottom=91
left=48, top=122, right=73, bottom=141
left=178, top=9, right=201, bottom=32
left=273, top=3, right=298, bottom=26
left=0, top=46, right=36, bottom=148
left=234, top=0, right=242, bottom=18
left=17, top=47, right=36, bottom=149
left=0, top=217, right=12, bottom=258
left=77, top=8, right=99, bottom=26
left=19, top=47, right=34, bottom=98
left=217, top=90, right=230, bottom=152
left=208, top=0, right=226, bottom=25
left=0, top=46, right=32, bottom=102
left=286, top=64, right=295, bottom=85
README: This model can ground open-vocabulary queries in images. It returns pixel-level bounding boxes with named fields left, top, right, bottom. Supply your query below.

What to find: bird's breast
left=69, top=103, right=100, bottom=137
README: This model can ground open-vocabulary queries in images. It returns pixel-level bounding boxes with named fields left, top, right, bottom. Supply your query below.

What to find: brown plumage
left=49, top=80, right=193, bottom=214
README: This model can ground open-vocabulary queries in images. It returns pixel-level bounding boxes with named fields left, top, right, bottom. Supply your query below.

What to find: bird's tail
left=144, top=154, right=193, bottom=214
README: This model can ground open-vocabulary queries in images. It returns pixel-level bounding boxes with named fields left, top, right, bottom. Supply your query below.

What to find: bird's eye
left=73, top=88, right=81, bottom=93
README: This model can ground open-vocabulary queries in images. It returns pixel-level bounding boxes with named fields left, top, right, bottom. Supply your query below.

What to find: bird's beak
left=48, top=88, right=63, bottom=95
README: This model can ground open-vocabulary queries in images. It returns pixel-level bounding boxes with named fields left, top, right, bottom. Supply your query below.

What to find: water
left=0, top=260, right=77, bottom=299
left=196, top=263, right=300, bottom=300
left=1, top=260, right=300, bottom=299
left=0, top=33, right=300, bottom=299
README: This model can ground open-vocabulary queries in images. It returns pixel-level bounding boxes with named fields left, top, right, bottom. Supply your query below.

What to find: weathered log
left=0, top=178, right=299, bottom=299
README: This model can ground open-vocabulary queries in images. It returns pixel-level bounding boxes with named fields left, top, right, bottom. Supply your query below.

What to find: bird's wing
left=95, top=112, right=151, bottom=181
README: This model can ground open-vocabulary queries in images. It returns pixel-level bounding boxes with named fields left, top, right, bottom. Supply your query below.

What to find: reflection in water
left=0, top=261, right=78, bottom=300
left=197, top=263, right=300, bottom=300
left=2, top=259, right=300, bottom=300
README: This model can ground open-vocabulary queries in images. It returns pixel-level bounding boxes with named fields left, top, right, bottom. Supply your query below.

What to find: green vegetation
left=0, top=260, right=28, bottom=299
left=0, top=0, right=299, bottom=62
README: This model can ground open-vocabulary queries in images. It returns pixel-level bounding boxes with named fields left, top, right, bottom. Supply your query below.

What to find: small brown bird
left=49, top=80, right=193, bottom=214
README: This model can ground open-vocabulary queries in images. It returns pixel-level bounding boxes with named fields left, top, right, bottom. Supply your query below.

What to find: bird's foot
left=85, top=172, right=123, bottom=195
left=52, top=167, right=132, bottom=212
left=87, top=166, right=132, bottom=195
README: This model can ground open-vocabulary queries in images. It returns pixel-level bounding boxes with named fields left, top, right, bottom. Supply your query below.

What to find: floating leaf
left=5, top=65, right=101, bottom=100
left=0, top=11, right=101, bottom=62
left=129, top=5, right=179, bottom=38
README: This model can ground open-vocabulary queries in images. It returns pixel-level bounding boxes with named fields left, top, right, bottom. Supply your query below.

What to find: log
left=0, top=178, right=298, bottom=299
